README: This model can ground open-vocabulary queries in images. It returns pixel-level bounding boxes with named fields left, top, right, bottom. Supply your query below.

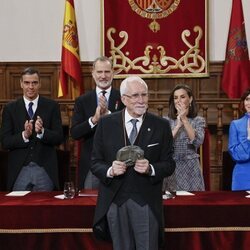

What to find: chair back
left=199, top=128, right=211, bottom=190
left=0, top=150, right=8, bottom=191
left=222, top=151, right=235, bottom=190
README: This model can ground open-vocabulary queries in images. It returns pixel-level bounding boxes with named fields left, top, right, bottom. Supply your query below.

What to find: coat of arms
left=128, top=0, right=180, bottom=32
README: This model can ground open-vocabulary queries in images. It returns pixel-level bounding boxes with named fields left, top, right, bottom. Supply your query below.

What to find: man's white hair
left=120, top=76, right=148, bottom=96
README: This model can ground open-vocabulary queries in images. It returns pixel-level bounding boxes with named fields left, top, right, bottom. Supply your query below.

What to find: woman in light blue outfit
left=228, top=88, right=250, bottom=191
left=163, top=84, right=205, bottom=191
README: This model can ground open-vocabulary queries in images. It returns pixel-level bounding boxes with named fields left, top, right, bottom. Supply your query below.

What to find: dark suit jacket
left=0, top=96, right=63, bottom=190
left=70, top=88, right=124, bottom=189
left=91, top=110, right=176, bottom=245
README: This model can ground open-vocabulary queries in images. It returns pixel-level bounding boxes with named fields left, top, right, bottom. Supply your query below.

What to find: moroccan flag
left=221, top=0, right=250, bottom=98
left=58, top=0, right=82, bottom=98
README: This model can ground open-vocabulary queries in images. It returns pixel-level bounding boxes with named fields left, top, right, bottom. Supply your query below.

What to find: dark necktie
left=101, top=90, right=107, bottom=97
left=28, top=102, right=34, bottom=119
left=101, top=90, right=108, bottom=105
left=129, top=119, right=138, bottom=145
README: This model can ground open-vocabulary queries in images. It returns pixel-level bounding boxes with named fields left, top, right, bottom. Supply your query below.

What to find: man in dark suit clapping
left=70, top=56, right=124, bottom=189
left=91, top=76, right=176, bottom=249
left=0, top=67, right=63, bottom=191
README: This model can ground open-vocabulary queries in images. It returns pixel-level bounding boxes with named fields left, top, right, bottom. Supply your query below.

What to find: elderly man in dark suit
left=0, top=67, right=63, bottom=191
left=91, top=76, right=176, bottom=250
left=70, top=56, right=124, bottom=189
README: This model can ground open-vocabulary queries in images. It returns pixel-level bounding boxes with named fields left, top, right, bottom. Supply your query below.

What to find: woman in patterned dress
left=163, top=84, right=205, bottom=191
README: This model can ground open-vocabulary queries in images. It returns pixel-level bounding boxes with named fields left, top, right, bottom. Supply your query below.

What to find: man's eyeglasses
left=123, top=93, right=148, bottom=100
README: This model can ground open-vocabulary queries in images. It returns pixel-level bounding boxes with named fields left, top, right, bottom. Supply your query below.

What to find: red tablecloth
left=164, top=191, right=250, bottom=229
left=1, top=191, right=250, bottom=250
left=0, top=191, right=96, bottom=230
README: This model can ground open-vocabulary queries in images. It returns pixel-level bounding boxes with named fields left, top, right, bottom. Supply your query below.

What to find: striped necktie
left=129, top=119, right=138, bottom=145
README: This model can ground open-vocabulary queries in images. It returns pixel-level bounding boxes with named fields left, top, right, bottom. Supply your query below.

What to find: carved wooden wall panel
left=0, top=61, right=240, bottom=191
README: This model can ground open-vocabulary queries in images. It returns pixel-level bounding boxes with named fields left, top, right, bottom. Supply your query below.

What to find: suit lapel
left=36, top=96, right=49, bottom=121
left=109, top=88, right=124, bottom=112
left=137, top=113, right=154, bottom=148
left=16, top=98, right=28, bottom=125
left=110, top=111, right=129, bottom=148
left=35, top=96, right=43, bottom=117
left=108, top=89, right=117, bottom=111
left=115, top=111, right=128, bottom=147
left=91, top=90, right=98, bottom=104
left=89, top=90, right=98, bottom=115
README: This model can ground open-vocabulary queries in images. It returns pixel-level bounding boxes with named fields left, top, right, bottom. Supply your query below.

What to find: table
left=165, top=191, right=250, bottom=250
left=0, top=191, right=250, bottom=250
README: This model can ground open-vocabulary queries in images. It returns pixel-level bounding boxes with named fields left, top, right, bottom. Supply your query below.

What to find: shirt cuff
left=88, top=117, right=97, bottom=129
left=149, top=164, right=155, bottom=176
left=22, top=131, right=29, bottom=142
left=107, top=167, right=114, bottom=178
left=36, top=128, right=44, bottom=139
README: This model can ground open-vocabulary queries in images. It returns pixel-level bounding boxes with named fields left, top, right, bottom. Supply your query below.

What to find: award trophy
left=116, top=145, right=144, bottom=166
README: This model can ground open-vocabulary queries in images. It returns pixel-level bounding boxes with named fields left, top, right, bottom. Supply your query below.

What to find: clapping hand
left=92, top=95, right=109, bottom=124
left=176, top=102, right=188, bottom=121
left=98, top=95, right=109, bottom=115
left=35, top=116, right=43, bottom=134
left=24, top=120, right=33, bottom=139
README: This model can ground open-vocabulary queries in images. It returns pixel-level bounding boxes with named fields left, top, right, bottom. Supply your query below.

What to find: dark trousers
left=13, top=162, right=54, bottom=191
left=107, top=199, right=159, bottom=250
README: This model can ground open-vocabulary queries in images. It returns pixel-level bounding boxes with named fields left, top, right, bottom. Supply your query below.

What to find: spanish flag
left=58, top=0, right=82, bottom=98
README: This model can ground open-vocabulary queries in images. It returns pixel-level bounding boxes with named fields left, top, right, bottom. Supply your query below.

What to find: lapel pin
left=148, top=128, right=151, bottom=132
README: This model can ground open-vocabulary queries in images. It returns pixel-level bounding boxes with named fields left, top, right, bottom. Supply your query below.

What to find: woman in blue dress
left=228, top=88, right=250, bottom=191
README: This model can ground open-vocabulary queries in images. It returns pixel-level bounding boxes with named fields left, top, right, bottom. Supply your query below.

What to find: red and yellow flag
left=58, top=0, right=82, bottom=98
left=221, top=0, right=250, bottom=98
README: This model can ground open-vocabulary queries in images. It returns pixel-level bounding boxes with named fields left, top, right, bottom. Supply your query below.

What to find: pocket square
left=147, top=143, right=159, bottom=148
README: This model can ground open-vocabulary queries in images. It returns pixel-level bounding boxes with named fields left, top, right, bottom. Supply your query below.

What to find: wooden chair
left=222, top=151, right=235, bottom=190
left=0, top=150, right=8, bottom=191
left=56, top=149, right=70, bottom=190
left=199, top=128, right=211, bottom=190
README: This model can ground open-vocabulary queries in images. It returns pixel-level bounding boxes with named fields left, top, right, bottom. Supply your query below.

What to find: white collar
left=124, top=109, right=143, bottom=124
left=96, top=86, right=111, bottom=95
left=23, top=95, right=39, bottom=107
